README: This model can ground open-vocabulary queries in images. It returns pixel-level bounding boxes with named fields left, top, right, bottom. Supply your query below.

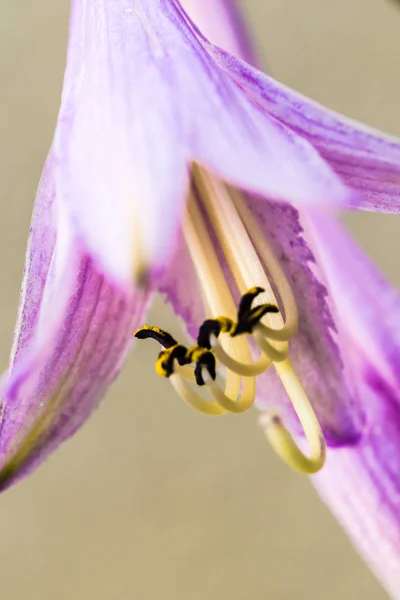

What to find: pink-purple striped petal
left=303, top=213, right=400, bottom=594
left=54, top=0, right=349, bottom=288
left=314, top=361, right=400, bottom=600
left=0, top=157, right=151, bottom=490
left=306, top=212, right=400, bottom=391
left=206, top=44, right=400, bottom=213
left=180, top=0, right=258, bottom=67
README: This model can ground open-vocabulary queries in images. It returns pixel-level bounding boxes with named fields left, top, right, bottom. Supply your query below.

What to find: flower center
left=135, top=165, right=326, bottom=474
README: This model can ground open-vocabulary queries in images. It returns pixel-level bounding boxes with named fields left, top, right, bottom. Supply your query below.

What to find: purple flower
left=1, top=3, right=400, bottom=584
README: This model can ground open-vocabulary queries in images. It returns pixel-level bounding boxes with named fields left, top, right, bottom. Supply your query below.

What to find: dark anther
left=156, top=344, right=189, bottom=377
left=136, top=285, right=281, bottom=384
left=234, top=304, right=279, bottom=335
left=237, top=286, right=265, bottom=321
left=197, top=316, right=237, bottom=348
left=134, top=326, right=178, bottom=349
left=197, top=319, right=222, bottom=349
left=192, top=350, right=217, bottom=386
left=234, top=288, right=279, bottom=336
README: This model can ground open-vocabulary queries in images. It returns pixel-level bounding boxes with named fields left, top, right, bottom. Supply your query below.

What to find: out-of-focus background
left=0, top=1, right=399, bottom=598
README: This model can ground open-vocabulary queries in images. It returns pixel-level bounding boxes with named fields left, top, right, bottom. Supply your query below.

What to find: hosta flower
left=1, top=0, right=400, bottom=543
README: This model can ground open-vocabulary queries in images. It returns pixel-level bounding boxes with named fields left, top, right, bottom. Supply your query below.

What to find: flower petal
left=55, top=0, right=348, bottom=288
left=175, top=3, right=349, bottom=209
left=306, top=212, right=400, bottom=392
left=158, top=229, right=205, bottom=341
left=302, top=214, right=400, bottom=593
left=205, top=43, right=400, bottom=212
left=314, top=363, right=400, bottom=600
left=180, top=0, right=258, bottom=66
left=0, top=163, right=151, bottom=490
left=56, top=0, right=189, bottom=286
left=10, top=152, right=57, bottom=367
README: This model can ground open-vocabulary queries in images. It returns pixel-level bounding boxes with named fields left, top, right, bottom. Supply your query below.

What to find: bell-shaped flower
left=1, top=6, right=400, bottom=573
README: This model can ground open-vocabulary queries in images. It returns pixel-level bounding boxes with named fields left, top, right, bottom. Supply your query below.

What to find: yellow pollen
left=135, top=164, right=326, bottom=475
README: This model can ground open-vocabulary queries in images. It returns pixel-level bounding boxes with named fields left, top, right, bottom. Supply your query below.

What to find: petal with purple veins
left=314, top=363, right=400, bottom=600
left=56, top=0, right=189, bottom=286
left=10, top=152, right=57, bottom=367
left=207, top=45, right=400, bottom=212
left=306, top=211, right=400, bottom=392
left=55, top=0, right=349, bottom=289
left=0, top=160, right=152, bottom=490
left=179, top=0, right=258, bottom=66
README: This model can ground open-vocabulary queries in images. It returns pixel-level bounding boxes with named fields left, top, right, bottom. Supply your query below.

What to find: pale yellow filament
left=175, top=364, right=197, bottom=383
left=192, top=166, right=288, bottom=343
left=186, top=165, right=326, bottom=475
left=210, top=339, right=272, bottom=376
left=170, top=374, right=226, bottom=416
left=178, top=190, right=259, bottom=413
left=233, top=192, right=299, bottom=341
left=253, top=333, right=288, bottom=363
left=205, top=375, right=256, bottom=413
left=259, top=358, right=326, bottom=473
left=183, top=167, right=276, bottom=372
left=193, top=164, right=298, bottom=343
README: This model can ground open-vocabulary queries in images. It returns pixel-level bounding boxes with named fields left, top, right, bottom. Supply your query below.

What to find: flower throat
left=135, top=165, right=326, bottom=474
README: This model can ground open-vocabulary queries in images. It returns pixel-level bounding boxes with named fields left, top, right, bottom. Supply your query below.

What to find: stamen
left=232, top=192, right=299, bottom=342
left=186, top=346, right=217, bottom=385
left=235, top=286, right=279, bottom=332
left=155, top=345, right=189, bottom=378
left=134, top=325, right=178, bottom=349
left=134, top=166, right=327, bottom=476
left=192, top=164, right=298, bottom=342
left=183, top=192, right=271, bottom=381
left=259, top=360, right=326, bottom=474
left=211, top=340, right=272, bottom=377
left=183, top=190, right=260, bottom=402
left=197, top=317, right=236, bottom=348
left=170, top=374, right=227, bottom=416
left=205, top=373, right=256, bottom=414
left=253, top=330, right=289, bottom=363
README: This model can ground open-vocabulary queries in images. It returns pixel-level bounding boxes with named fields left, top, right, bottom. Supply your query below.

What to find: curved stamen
left=184, top=192, right=260, bottom=398
left=259, top=359, right=326, bottom=474
left=204, top=372, right=256, bottom=413
left=134, top=168, right=327, bottom=476
left=212, top=339, right=272, bottom=376
left=197, top=293, right=282, bottom=374
left=253, top=330, right=288, bottom=363
left=170, top=374, right=227, bottom=416
left=194, top=165, right=298, bottom=343
left=232, top=191, right=298, bottom=341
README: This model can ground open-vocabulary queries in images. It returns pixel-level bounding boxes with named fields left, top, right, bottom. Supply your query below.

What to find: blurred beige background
left=1, top=1, right=399, bottom=598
